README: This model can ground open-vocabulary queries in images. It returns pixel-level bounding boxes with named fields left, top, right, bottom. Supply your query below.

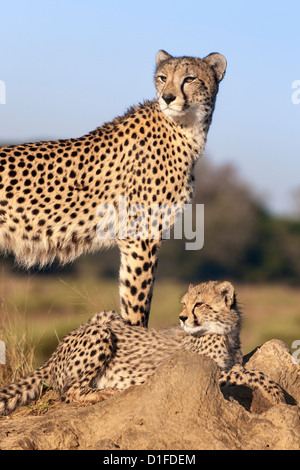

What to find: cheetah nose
left=162, top=93, right=176, bottom=105
left=179, top=315, right=188, bottom=323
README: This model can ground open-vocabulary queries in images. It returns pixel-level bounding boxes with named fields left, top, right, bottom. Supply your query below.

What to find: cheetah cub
left=0, top=50, right=226, bottom=327
left=0, top=281, right=285, bottom=416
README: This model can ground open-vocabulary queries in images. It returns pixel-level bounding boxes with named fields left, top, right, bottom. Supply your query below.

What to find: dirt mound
left=0, top=339, right=299, bottom=450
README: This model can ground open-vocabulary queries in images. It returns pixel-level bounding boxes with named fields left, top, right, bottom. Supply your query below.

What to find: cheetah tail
left=0, top=362, right=52, bottom=417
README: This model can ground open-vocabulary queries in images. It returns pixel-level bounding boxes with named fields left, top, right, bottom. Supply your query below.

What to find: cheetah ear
left=217, top=281, right=235, bottom=307
left=156, top=50, right=173, bottom=67
left=188, top=283, right=194, bottom=292
left=203, top=53, right=227, bottom=82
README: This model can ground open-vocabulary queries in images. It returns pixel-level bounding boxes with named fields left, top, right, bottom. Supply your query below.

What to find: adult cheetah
left=0, top=281, right=285, bottom=417
left=0, top=50, right=227, bottom=326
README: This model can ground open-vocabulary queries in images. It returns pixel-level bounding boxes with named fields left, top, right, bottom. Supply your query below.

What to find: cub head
left=154, top=50, right=226, bottom=127
left=179, top=281, right=240, bottom=336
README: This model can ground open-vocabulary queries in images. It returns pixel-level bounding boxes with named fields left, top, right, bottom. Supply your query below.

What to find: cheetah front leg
left=118, top=239, right=160, bottom=327
left=219, top=364, right=286, bottom=405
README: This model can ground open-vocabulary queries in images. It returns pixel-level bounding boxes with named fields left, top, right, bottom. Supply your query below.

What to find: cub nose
left=162, top=93, right=176, bottom=105
left=179, top=315, right=188, bottom=323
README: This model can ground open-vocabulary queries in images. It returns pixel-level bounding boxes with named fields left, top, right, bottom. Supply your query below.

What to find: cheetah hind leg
left=219, top=364, right=286, bottom=405
left=60, top=325, right=116, bottom=405
left=63, top=384, right=118, bottom=404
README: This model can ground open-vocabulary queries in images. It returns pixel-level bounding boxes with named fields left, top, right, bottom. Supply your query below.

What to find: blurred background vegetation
left=0, top=156, right=300, bottom=384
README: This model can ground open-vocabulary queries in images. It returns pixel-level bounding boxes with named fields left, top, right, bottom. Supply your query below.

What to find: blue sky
left=0, top=0, right=299, bottom=214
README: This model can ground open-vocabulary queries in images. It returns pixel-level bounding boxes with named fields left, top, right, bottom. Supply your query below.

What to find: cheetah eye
left=184, top=77, right=196, bottom=84
left=194, top=302, right=203, bottom=309
left=158, top=75, right=167, bottom=83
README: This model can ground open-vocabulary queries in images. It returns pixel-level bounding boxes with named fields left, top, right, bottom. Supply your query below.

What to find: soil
left=0, top=339, right=299, bottom=450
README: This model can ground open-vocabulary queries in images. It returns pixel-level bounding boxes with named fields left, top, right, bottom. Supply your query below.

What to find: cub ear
left=203, top=53, right=227, bottom=82
left=156, top=50, right=173, bottom=67
left=188, top=283, right=194, bottom=292
left=217, top=281, right=235, bottom=307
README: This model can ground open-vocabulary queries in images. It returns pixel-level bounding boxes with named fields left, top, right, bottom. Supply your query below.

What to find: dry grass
left=0, top=326, right=36, bottom=387
left=0, top=297, right=38, bottom=387
left=236, top=283, right=300, bottom=352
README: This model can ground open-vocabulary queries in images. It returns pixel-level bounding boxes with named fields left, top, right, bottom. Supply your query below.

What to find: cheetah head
left=154, top=50, right=226, bottom=129
left=179, top=281, right=240, bottom=336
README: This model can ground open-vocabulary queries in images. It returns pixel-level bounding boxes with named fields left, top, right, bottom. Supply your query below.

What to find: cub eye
left=158, top=75, right=167, bottom=83
left=194, top=302, right=203, bottom=309
left=184, top=77, right=196, bottom=84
